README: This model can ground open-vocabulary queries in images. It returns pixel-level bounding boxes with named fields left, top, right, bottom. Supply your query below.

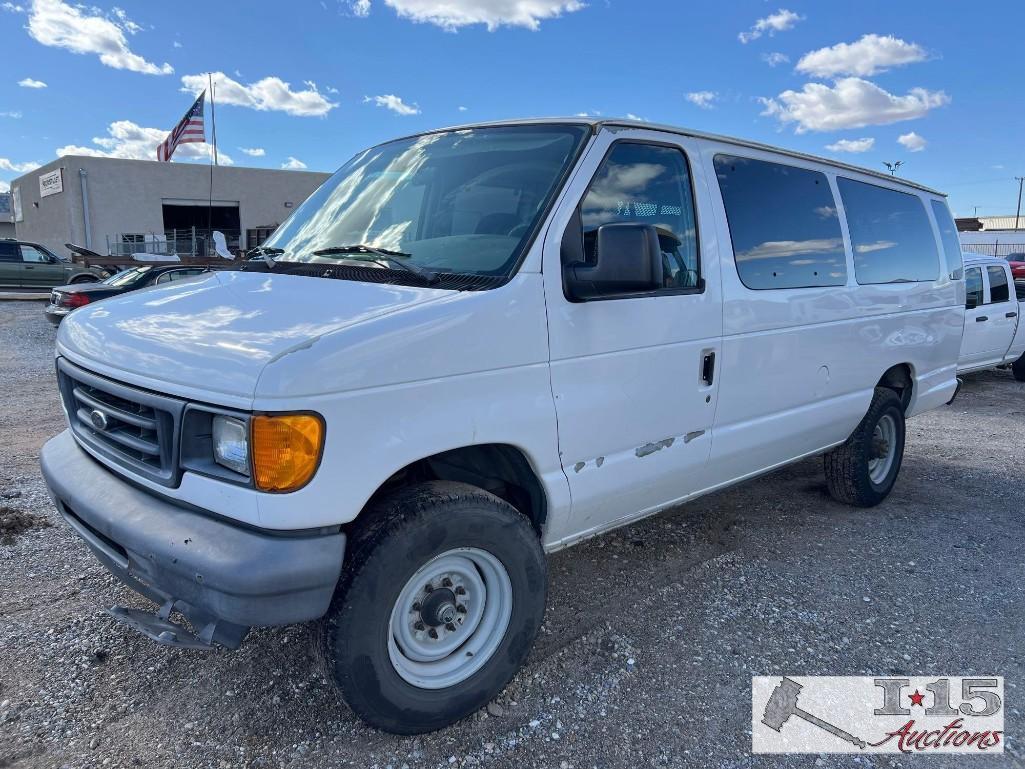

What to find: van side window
left=965, top=267, right=983, bottom=308
left=579, top=142, right=699, bottom=290
left=930, top=199, right=964, bottom=279
left=987, top=265, right=1010, bottom=303
left=837, top=178, right=940, bottom=284
left=713, top=155, right=846, bottom=290
left=0, top=243, right=19, bottom=262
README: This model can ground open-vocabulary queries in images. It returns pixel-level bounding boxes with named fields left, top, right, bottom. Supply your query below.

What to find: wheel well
left=358, top=444, right=547, bottom=537
left=877, top=364, right=914, bottom=413
left=70, top=275, right=98, bottom=284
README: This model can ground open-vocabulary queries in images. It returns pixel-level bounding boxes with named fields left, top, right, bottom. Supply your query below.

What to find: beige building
left=9, top=156, right=331, bottom=258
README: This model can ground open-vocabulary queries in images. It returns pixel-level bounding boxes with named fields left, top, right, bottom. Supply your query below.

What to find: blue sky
left=1, top=0, right=1022, bottom=217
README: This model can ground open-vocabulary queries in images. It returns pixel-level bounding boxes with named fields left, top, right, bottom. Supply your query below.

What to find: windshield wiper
left=311, top=244, right=439, bottom=284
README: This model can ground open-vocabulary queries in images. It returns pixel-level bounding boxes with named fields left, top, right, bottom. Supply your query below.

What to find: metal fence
left=106, top=228, right=243, bottom=258
left=960, top=242, right=1025, bottom=259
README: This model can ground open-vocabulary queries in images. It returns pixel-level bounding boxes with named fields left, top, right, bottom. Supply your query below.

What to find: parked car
left=0, top=239, right=108, bottom=288
left=45, top=265, right=212, bottom=325
left=959, top=253, right=1025, bottom=380
left=1004, top=253, right=1025, bottom=280
left=40, top=119, right=965, bottom=734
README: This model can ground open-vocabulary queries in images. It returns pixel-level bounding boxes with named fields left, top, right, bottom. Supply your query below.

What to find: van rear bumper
left=40, top=430, right=345, bottom=644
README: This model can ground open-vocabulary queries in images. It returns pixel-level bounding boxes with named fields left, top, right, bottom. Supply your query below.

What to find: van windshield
left=261, top=125, right=588, bottom=281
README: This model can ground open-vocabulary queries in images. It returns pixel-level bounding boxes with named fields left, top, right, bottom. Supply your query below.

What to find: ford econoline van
left=41, top=119, right=965, bottom=734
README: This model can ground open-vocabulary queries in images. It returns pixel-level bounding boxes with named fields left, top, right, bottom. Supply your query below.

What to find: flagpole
left=206, top=74, right=215, bottom=255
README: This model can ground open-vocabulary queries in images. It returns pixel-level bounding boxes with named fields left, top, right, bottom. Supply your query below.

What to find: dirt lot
left=1, top=298, right=1023, bottom=769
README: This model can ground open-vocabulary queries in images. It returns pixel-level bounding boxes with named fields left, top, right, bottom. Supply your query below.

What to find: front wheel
left=318, top=481, right=547, bottom=734
left=823, top=387, right=906, bottom=507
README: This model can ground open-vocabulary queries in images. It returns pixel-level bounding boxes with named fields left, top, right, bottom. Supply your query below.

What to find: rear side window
left=837, top=178, right=940, bottom=284
left=965, top=267, right=983, bottom=308
left=930, top=199, right=964, bottom=279
left=987, top=265, right=1010, bottom=303
left=0, top=242, right=18, bottom=261
left=580, top=142, right=700, bottom=289
left=714, top=155, right=846, bottom=289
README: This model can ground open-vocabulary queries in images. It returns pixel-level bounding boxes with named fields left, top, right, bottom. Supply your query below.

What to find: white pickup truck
left=958, top=253, right=1025, bottom=380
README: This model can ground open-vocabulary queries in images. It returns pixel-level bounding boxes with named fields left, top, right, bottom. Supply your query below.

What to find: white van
left=958, top=253, right=1025, bottom=379
left=40, top=119, right=965, bottom=734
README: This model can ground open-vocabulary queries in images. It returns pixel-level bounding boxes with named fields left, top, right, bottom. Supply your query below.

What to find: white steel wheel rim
left=387, top=547, right=513, bottom=690
left=868, top=413, right=897, bottom=485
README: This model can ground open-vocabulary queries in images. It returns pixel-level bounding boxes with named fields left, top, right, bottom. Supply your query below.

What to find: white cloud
left=281, top=156, right=307, bottom=170
left=0, top=111, right=22, bottom=118
left=0, top=181, right=9, bottom=193
left=825, top=137, right=875, bottom=153
left=796, top=34, right=927, bottom=78
left=624, top=113, right=645, bottom=121
left=172, top=40, right=182, bottom=48
left=25, top=0, right=172, bottom=75
left=364, top=93, right=420, bottom=115
left=366, top=0, right=585, bottom=30
left=762, top=52, right=789, bottom=67
left=760, top=77, right=949, bottom=133
left=897, top=131, right=927, bottom=152
left=17, top=77, right=47, bottom=88
left=738, top=8, right=802, bottom=44
left=239, top=147, right=266, bottom=157
left=685, top=91, right=718, bottom=109
left=181, top=72, right=336, bottom=117
left=55, top=119, right=232, bottom=164
left=457, top=105, right=468, bottom=112
left=0, top=157, right=41, bottom=173
left=2, top=3, right=25, bottom=12
left=345, top=0, right=370, bottom=16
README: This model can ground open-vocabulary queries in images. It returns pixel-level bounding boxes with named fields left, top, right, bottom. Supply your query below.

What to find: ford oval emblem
left=89, top=409, right=109, bottom=431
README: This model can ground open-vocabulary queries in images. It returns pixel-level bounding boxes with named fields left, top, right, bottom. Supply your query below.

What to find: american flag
left=156, top=91, right=206, bottom=162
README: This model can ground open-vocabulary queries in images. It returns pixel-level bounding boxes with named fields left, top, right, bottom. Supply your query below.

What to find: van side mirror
left=563, top=222, right=664, bottom=301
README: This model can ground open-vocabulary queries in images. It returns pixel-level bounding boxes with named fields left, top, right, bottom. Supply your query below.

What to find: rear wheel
left=1012, top=354, right=1025, bottom=382
left=824, top=387, right=906, bottom=507
left=318, top=481, right=547, bottom=734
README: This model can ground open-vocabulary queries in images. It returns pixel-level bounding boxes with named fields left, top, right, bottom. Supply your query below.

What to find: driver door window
left=578, top=142, right=700, bottom=291
left=20, top=245, right=51, bottom=263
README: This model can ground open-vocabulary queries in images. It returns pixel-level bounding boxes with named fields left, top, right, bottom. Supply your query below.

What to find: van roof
left=386, top=117, right=946, bottom=197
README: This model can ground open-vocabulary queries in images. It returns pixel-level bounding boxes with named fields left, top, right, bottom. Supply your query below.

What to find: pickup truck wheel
left=318, top=481, right=547, bottom=734
left=823, top=387, right=905, bottom=507
left=1012, top=354, right=1025, bottom=382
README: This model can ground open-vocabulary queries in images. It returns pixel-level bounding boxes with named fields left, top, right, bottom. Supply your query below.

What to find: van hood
left=56, top=270, right=453, bottom=402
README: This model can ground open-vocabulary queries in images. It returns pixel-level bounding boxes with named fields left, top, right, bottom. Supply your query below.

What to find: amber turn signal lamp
left=251, top=414, right=324, bottom=492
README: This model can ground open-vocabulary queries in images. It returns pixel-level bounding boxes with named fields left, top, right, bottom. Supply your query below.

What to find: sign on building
left=39, top=168, right=64, bottom=198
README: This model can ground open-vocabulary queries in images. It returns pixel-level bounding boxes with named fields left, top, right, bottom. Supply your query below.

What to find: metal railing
left=961, top=242, right=1025, bottom=259
left=106, top=228, right=243, bottom=258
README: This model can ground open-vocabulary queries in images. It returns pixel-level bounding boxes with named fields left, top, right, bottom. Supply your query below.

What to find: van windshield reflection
left=261, top=125, right=588, bottom=281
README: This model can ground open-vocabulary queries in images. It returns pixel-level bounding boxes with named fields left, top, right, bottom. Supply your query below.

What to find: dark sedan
left=45, top=264, right=211, bottom=324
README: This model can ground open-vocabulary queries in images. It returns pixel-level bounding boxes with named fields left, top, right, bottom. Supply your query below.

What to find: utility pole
left=1015, top=176, right=1024, bottom=230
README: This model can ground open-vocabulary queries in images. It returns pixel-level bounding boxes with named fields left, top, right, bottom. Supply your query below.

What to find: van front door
left=542, top=130, right=722, bottom=545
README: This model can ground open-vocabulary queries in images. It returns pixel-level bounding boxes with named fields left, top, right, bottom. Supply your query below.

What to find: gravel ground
left=1, top=298, right=1024, bottom=769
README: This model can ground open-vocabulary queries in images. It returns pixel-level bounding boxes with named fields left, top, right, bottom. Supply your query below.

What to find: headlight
left=251, top=414, right=324, bottom=492
left=212, top=415, right=249, bottom=475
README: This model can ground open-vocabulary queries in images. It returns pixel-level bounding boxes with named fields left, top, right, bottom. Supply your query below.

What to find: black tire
left=318, top=481, right=547, bottom=734
left=823, top=387, right=905, bottom=507
left=1012, top=354, right=1025, bottom=382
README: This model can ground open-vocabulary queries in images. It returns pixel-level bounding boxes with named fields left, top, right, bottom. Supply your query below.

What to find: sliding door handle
left=701, top=351, right=716, bottom=386
left=976, top=316, right=989, bottom=322
left=1006, top=312, right=1018, bottom=319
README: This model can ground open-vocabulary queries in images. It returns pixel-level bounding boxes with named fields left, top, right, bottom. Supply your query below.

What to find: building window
left=246, top=227, right=278, bottom=249
left=715, top=154, right=846, bottom=290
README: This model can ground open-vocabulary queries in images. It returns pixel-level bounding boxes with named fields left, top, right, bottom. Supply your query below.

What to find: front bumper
left=41, top=430, right=345, bottom=646
left=44, top=304, right=70, bottom=325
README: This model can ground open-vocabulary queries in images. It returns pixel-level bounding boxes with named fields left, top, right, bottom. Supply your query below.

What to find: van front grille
left=57, top=359, right=185, bottom=487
